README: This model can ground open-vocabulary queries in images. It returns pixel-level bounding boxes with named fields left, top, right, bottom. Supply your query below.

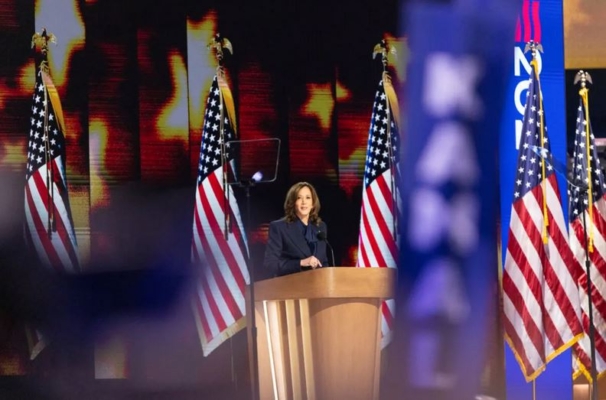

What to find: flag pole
left=525, top=41, right=550, bottom=245
left=32, top=28, right=58, bottom=238
left=209, top=34, right=260, bottom=400
left=577, top=71, right=595, bottom=252
left=574, top=69, right=598, bottom=400
left=209, top=34, right=234, bottom=240
left=373, top=39, right=399, bottom=235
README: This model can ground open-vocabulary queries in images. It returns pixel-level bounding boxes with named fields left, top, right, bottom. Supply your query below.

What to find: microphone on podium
left=316, top=230, right=335, bottom=267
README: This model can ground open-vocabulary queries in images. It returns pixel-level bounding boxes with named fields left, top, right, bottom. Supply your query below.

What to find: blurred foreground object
left=385, top=1, right=517, bottom=399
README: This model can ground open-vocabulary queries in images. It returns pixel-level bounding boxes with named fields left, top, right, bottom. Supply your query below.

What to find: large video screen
left=564, top=0, right=606, bottom=69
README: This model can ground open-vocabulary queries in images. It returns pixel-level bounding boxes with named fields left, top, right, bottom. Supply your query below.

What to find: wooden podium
left=246, top=267, right=396, bottom=400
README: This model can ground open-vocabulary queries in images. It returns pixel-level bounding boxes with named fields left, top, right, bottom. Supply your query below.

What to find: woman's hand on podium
left=301, top=256, right=322, bottom=269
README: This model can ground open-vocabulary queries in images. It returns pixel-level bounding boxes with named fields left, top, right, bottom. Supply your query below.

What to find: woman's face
left=295, top=186, right=314, bottom=221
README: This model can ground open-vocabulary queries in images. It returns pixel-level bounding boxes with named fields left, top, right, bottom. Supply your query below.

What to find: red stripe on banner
left=522, top=0, right=531, bottom=43
left=515, top=15, right=522, bottom=42
left=207, top=173, right=247, bottom=292
left=28, top=174, right=63, bottom=271
left=195, top=187, right=243, bottom=323
left=504, top=233, right=546, bottom=357
left=531, top=0, right=541, bottom=42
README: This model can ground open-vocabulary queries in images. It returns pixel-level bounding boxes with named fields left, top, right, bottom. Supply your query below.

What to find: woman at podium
left=263, top=182, right=329, bottom=276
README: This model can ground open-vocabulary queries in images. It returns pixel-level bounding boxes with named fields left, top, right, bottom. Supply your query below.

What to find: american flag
left=502, top=62, right=583, bottom=381
left=191, top=73, right=250, bottom=356
left=356, top=72, right=400, bottom=347
left=24, top=62, right=79, bottom=273
left=569, top=97, right=606, bottom=379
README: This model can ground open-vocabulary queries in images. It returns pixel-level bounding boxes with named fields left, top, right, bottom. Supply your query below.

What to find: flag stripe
left=195, top=181, right=244, bottom=321
left=503, top=290, right=543, bottom=375
left=192, top=285, right=213, bottom=341
left=368, top=173, right=398, bottom=261
left=198, top=274, right=226, bottom=337
left=503, top=243, right=545, bottom=360
left=200, top=174, right=245, bottom=271
left=206, top=172, right=248, bottom=292
left=30, top=170, right=77, bottom=272
left=538, top=184, right=585, bottom=339
left=24, top=183, right=59, bottom=269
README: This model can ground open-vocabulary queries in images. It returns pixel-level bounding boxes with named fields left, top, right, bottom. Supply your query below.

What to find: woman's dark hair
left=283, top=182, right=322, bottom=225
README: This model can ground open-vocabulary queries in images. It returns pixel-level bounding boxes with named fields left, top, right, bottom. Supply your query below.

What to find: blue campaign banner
left=499, top=0, right=571, bottom=398
left=385, top=2, right=515, bottom=399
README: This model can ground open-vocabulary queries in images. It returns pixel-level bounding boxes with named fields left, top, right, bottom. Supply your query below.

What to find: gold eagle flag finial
left=207, top=33, right=237, bottom=135
left=574, top=70, right=593, bottom=87
left=31, top=28, right=57, bottom=73
left=373, top=38, right=400, bottom=129
left=373, top=38, right=397, bottom=72
left=208, top=33, right=233, bottom=68
left=523, top=40, right=543, bottom=58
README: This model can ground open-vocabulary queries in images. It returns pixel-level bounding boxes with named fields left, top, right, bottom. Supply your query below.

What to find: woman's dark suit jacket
left=263, top=217, right=329, bottom=277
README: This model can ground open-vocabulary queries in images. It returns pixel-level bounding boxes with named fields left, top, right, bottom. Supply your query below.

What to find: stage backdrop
left=0, top=0, right=405, bottom=393
left=499, top=0, right=572, bottom=398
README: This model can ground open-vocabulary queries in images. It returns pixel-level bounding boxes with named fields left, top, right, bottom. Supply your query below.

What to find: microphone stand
left=226, top=137, right=280, bottom=400
left=317, top=231, right=336, bottom=267
left=326, top=242, right=336, bottom=268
